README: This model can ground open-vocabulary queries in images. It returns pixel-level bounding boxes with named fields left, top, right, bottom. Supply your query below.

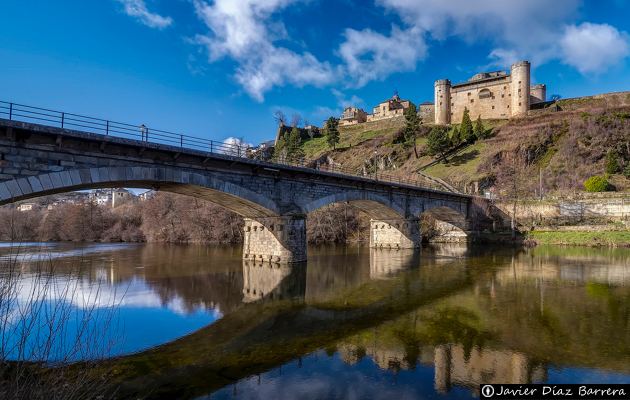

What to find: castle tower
left=434, top=79, right=451, bottom=125
left=530, top=84, right=546, bottom=104
left=510, top=61, right=530, bottom=116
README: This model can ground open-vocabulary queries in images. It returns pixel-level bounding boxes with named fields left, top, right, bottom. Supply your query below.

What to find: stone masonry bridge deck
left=0, top=112, right=488, bottom=263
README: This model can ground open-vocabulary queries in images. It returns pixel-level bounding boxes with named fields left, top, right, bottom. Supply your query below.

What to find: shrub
left=624, top=165, right=630, bottom=179
left=583, top=175, right=611, bottom=192
left=605, top=151, right=620, bottom=174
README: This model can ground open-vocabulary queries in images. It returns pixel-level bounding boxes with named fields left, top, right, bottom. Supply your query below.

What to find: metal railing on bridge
left=0, top=100, right=455, bottom=193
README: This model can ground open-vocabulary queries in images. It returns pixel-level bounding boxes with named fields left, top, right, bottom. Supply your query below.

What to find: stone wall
left=243, top=217, right=307, bottom=263
left=496, top=195, right=630, bottom=224
left=369, top=219, right=421, bottom=249
left=451, top=78, right=512, bottom=122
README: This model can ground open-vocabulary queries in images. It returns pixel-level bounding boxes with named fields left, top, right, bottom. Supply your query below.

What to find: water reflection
left=1, top=242, right=628, bottom=399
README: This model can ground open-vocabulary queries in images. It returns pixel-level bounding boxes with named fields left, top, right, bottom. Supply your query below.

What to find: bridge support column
left=369, top=219, right=421, bottom=249
left=243, top=216, right=306, bottom=264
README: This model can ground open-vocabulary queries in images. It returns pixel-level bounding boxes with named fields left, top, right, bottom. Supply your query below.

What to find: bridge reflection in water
left=2, top=244, right=629, bottom=399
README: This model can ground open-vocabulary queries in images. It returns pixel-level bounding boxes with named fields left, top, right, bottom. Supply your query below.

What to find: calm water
left=0, top=242, right=628, bottom=399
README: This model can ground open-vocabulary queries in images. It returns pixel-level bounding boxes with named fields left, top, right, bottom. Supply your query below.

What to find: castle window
left=470, top=99, right=474, bottom=103
left=467, top=92, right=471, bottom=96
left=492, top=106, right=495, bottom=109
left=519, top=102, right=522, bottom=106
left=507, top=105, right=510, bottom=108
left=478, top=89, right=492, bottom=99
left=501, top=94, right=505, bottom=98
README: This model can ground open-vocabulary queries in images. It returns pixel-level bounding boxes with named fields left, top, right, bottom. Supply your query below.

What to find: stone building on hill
left=434, top=60, right=547, bottom=125
left=339, top=107, right=368, bottom=126
left=367, top=93, right=412, bottom=122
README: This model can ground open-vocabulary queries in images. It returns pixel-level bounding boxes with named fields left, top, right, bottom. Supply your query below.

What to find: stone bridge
left=0, top=118, right=489, bottom=263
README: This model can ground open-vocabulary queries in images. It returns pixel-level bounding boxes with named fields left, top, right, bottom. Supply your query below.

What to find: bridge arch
left=301, top=191, right=407, bottom=219
left=301, top=191, right=421, bottom=249
left=420, top=205, right=470, bottom=242
left=0, top=166, right=280, bottom=218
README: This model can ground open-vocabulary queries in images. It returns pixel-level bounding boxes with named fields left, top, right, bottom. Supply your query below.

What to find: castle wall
left=419, top=104, right=435, bottom=123
left=450, top=77, right=512, bottom=123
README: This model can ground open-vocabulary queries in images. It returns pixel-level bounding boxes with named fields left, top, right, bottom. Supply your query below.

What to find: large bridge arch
left=301, top=191, right=421, bottom=249
left=300, top=191, right=408, bottom=220
left=0, top=166, right=280, bottom=218
left=420, top=205, right=470, bottom=242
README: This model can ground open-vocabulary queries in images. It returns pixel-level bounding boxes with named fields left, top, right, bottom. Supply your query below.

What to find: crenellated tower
left=434, top=79, right=451, bottom=125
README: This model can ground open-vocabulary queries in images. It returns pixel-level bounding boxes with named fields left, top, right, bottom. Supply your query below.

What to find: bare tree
left=273, top=110, right=286, bottom=126
left=290, top=113, right=303, bottom=128
left=0, top=247, right=121, bottom=399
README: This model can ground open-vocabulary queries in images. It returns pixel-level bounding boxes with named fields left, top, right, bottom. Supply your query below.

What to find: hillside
left=299, top=91, right=630, bottom=198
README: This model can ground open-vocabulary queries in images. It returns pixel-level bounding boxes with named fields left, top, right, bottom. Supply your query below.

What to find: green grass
left=301, top=125, right=400, bottom=159
left=422, top=141, right=487, bottom=180
left=302, top=136, right=330, bottom=158
left=527, top=231, right=630, bottom=247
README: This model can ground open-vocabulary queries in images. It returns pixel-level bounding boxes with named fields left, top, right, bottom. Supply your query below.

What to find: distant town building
left=17, top=203, right=36, bottom=212
left=89, top=188, right=134, bottom=208
left=434, top=60, right=547, bottom=124
left=367, top=93, right=412, bottom=122
left=339, top=107, right=368, bottom=126
left=138, top=190, right=155, bottom=202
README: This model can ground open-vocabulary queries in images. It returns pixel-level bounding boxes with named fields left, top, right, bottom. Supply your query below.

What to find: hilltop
left=297, top=91, right=630, bottom=197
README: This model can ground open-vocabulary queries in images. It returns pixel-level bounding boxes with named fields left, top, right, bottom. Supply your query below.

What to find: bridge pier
left=369, top=219, right=421, bottom=249
left=243, top=216, right=307, bottom=264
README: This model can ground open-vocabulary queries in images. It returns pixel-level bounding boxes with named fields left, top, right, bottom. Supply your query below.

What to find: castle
left=337, top=60, right=546, bottom=127
left=435, top=60, right=546, bottom=124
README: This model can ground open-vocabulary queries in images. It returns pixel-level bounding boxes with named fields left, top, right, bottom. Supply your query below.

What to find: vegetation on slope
left=302, top=92, right=630, bottom=197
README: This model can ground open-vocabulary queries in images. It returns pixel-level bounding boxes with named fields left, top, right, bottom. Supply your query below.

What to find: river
left=0, top=243, right=628, bottom=399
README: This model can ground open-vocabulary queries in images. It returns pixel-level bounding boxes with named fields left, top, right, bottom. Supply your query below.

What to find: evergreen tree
left=605, top=151, right=620, bottom=174
left=474, top=115, right=485, bottom=139
left=459, top=108, right=474, bottom=144
left=402, top=103, right=420, bottom=150
left=426, top=126, right=450, bottom=160
left=273, top=131, right=288, bottom=161
left=449, top=125, right=460, bottom=147
left=286, top=127, right=305, bottom=162
left=325, top=117, right=340, bottom=149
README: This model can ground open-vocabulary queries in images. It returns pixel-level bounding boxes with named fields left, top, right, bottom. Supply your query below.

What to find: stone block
left=16, top=178, right=33, bottom=195
left=59, top=171, right=73, bottom=187
left=4, top=180, right=22, bottom=197
left=69, top=170, right=82, bottom=186
left=79, top=169, right=93, bottom=185
left=48, top=172, right=63, bottom=189
left=28, top=176, right=44, bottom=193
left=39, top=174, right=54, bottom=191
left=0, top=183, right=11, bottom=200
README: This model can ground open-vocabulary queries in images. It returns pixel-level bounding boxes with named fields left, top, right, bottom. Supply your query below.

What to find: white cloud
left=371, top=0, right=630, bottom=75
left=116, top=0, right=173, bottom=29
left=193, top=0, right=335, bottom=102
left=186, top=0, right=629, bottom=98
left=338, top=26, right=427, bottom=88
left=560, top=23, right=630, bottom=74
left=332, top=89, right=364, bottom=109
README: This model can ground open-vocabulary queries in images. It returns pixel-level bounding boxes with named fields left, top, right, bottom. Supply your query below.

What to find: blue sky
left=1, top=0, right=630, bottom=145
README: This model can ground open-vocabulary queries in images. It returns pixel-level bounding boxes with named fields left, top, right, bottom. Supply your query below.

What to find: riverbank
left=525, top=230, right=630, bottom=247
